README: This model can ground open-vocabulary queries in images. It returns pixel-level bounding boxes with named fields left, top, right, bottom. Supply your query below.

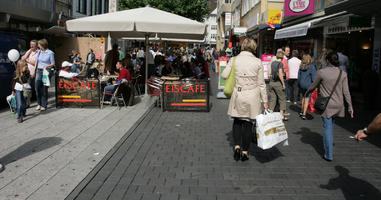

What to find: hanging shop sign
left=267, top=10, right=282, bottom=25
left=163, top=80, right=210, bottom=112
left=233, top=27, right=247, bottom=36
left=225, top=13, right=232, bottom=26
left=284, top=0, right=314, bottom=17
left=56, top=76, right=101, bottom=108
left=325, top=23, right=374, bottom=35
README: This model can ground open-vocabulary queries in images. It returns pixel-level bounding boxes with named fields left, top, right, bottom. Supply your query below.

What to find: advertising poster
left=261, top=55, right=274, bottom=80
left=267, top=10, right=282, bottom=25
left=218, top=60, right=227, bottom=90
left=284, top=0, right=314, bottom=16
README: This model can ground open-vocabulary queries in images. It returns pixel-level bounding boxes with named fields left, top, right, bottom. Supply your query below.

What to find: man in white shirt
left=288, top=50, right=301, bottom=104
left=59, top=61, right=79, bottom=79
left=337, top=48, right=349, bottom=72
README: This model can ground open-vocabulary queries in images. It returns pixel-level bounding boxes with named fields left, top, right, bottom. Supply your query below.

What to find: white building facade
left=204, top=8, right=218, bottom=47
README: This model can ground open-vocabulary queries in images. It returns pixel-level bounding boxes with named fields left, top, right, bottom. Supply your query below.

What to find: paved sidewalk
left=67, top=73, right=381, bottom=200
left=0, top=94, right=155, bottom=200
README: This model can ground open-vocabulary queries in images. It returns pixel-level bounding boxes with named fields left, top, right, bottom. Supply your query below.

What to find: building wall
left=54, top=36, right=105, bottom=66
left=0, top=0, right=56, bottom=24
left=241, top=3, right=261, bottom=28
left=216, top=15, right=226, bottom=51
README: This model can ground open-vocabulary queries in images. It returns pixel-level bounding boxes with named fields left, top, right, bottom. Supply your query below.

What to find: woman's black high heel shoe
left=241, top=153, right=249, bottom=162
left=233, top=148, right=241, bottom=161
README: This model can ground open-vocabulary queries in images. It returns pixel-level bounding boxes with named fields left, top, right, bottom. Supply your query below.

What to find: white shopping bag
left=256, top=110, right=288, bottom=150
left=42, top=69, right=50, bottom=87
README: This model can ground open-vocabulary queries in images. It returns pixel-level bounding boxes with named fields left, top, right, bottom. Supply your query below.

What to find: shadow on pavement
left=0, top=137, right=63, bottom=168
left=294, top=127, right=324, bottom=157
left=320, top=166, right=381, bottom=200
left=225, top=131, right=283, bottom=163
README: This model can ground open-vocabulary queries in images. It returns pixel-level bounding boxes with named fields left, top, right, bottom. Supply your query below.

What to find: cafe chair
left=146, top=77, right=163, bottom=111
left=101, top=83, right=127, bottom=109
left=132, top=74, right=142, bottom=96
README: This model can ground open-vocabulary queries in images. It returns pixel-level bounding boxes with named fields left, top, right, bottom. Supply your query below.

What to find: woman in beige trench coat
left=222, top=38, right=269, bottom=161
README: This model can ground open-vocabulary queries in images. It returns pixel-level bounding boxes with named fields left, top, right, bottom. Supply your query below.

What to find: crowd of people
left=10, top=39, right=55, bottom=123
left=9, top=39, right=222, bottom=123
left=222, top=38, right=358, bottom=162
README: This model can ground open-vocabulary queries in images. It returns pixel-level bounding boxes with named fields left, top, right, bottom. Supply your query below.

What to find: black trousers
left=288, top=79, right=299, bottom=102
left=233, top=119, right=255, bottom=151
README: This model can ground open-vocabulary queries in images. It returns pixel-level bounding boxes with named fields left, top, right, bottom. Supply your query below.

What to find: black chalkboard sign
left=163, top=80, right=209, bottom=112
left=56, top=76, right=101, bottom=108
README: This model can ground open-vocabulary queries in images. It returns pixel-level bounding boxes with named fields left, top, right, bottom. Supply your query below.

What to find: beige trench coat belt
left=236, top=84, right=258, bottom=92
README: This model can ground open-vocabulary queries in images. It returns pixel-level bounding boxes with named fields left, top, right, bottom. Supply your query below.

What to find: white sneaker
left=40, top=107, right=46, bottom=111
left=0, top=163, right=4, bottom=172
left=36, top=105, right=41, bottom=111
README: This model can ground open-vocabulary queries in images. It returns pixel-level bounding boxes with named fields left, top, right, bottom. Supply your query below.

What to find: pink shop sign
left=284, top=0, right=314, bottom=16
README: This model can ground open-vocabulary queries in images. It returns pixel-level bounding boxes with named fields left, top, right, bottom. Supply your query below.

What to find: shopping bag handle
left=264, top=109, right=272, bottom=115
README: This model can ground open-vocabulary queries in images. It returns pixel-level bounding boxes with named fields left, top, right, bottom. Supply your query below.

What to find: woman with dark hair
left=305, top=51, right=353, bottom=161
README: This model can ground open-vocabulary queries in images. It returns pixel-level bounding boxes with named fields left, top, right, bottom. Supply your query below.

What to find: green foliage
left=119, top=0, right=210, bottom=22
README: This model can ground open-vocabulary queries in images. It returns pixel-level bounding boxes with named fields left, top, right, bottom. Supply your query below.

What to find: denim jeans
left=71, top=64, right=81, bottom=73
left=322, top=117, right=335, bottom=160
left=104, top=85, right=117, bottom=101
left=35, top=70, right=48, bottom=108
left=15, top=90, right=26, bottom=120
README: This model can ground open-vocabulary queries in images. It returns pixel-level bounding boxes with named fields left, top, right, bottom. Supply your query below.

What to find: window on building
left=104, top=0, right=109, bottom=13
left=89, top=0, right=93, bottom=16
left=225, top=0, right=232, bottom=3
left=96, top=0, right=102, bottom=14
left=211, top=25, right=217, bottom=30
left=76, top=0, right=87, bottom=15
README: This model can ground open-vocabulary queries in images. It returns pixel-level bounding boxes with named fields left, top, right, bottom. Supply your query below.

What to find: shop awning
left=274, top=12, right=346, bottom=39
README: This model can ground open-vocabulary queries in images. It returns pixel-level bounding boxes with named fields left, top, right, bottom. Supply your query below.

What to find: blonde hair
left=38, top=39, right=48, bottom=49
left=301, top=54, right=312, bottom=68
left=276, top=51, right=284, bottom=60
left=15, top=60, right=28, bottom=80
left=241, top=38, right=257, bottom=54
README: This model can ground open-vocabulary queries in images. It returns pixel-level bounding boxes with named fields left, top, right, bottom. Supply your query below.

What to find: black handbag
left=314, top=70, right=342, bottom=113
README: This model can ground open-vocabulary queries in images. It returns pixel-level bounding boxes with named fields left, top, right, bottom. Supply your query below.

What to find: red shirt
left=118, top=67, right=131, bottom=81
left=282, top=56, right=289, bottom=80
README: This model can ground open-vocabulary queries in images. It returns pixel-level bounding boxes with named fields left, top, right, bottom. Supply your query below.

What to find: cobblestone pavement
left=67, top=73, right=381, bottom=200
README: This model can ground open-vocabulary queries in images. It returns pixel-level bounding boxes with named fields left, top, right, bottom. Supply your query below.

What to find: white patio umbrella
left=66, top=6, right=206, bottom=95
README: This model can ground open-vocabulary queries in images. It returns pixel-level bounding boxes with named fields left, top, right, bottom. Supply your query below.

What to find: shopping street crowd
left=3, top=37, right=381, bottom=179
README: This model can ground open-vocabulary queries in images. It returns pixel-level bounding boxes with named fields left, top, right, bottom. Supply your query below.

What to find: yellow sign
left=268, top=9, right=282, bottom=25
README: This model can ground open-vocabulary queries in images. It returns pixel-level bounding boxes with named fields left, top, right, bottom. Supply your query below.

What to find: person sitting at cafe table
left=161, top=61, right=173, bottom=76
left=59, top=61, right=79, bottom=79
left=103, top=61, right=131, bottom=103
